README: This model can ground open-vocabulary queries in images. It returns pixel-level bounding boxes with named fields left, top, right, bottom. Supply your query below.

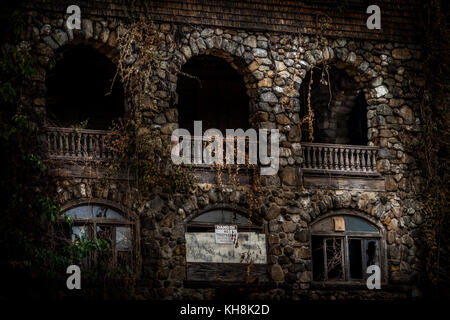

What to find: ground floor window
left=62, top=204, right=136, bottom=275
left=311, top=214, right=383, bottom=282
left=185, top=208, right=267, bottom=283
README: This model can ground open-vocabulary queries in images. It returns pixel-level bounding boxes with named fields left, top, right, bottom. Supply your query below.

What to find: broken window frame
left=59, top=203, right=137, bottom=273
left=310, top=213, right=385, bottom=284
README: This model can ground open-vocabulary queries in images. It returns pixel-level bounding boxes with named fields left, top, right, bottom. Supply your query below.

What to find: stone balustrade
left=43, top=127, right=115, bottom=161
left=301, top=142, right=379, bottom=176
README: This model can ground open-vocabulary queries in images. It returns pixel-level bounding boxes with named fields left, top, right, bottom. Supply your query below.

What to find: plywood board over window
left=185, top=208, right=268, bottom=283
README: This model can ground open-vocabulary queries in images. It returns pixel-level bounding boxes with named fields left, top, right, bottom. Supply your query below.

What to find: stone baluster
left=46, top=131, right=51, bottom=155
left=63, top=132, right=68, bottom=156
left=349, top=149, right=354, bottom=171
left=344, top=148, right=350, bottom=171
left=362, top=149, right=368, bottom=171
left=328, top=147, right=333, bottom=170
left=58, top=132, right=64, bottom=157
left=368, top=149, right=373, bottom=172
left=355, top=149, right=361, bottom=171
left=317, top=146, right=323, bottom=169
left=306, top=146, right=311, bottom=168
left=334, top=147, right=339, bottom=170
left=312, top=146, right=317, bottom=169
left=371, top=150, right=377, bottom=172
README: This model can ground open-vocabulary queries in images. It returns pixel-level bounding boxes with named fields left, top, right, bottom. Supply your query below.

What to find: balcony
left=301, top=143, right=379, bottom=176
left=42, top=128, right=384, bottom=189
left=43, top=127, right=115, bottom=161
left=300, top=142, right=384, bottom=191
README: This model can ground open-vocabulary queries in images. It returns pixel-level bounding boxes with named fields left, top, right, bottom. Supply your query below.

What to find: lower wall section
left=186, top=263, right=268, bottom=283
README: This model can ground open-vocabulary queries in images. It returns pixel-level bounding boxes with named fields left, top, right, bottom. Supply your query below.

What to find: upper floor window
left=299, top=65, right=368, bottom=145
left=310, top=214, right=384, bottom=283
left=61, top=204, right=136, bottom=274
left=46, top=45, right=124, bottom=130
left=177, top=55, right=249, bottom=134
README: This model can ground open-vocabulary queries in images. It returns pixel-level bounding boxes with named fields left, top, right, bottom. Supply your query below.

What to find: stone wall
left=20, top=7, right=426, bottom=300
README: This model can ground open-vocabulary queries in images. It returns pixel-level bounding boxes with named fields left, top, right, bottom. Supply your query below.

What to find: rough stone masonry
left=18, top=1, right=426, bottom=300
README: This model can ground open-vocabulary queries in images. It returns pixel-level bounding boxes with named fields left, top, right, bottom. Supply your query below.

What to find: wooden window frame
left=310, top=211, right=387, bottom=285
left=59, top=201, right=139, bottom=274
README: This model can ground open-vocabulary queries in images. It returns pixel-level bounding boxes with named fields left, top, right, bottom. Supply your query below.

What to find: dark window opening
left=349, top=239, right=363, bottom=279
left=177, top=55, right=249, bottom=134
left=348, top=92, right=368, bottom=145
left=46, top=45, right=124, bottom=130
left=365, top=239, right=379, bottom=267
left=299, top=65, right=368, bottom=145
left=312, top=236, right=325, bottom=281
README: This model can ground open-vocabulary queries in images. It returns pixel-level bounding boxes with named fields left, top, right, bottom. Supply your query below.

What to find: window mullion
left=323, top=237, right=328, bottom=281
left=344, top=235, right=349, bottom=281
left=361, top=238, right=366, bottom=279
left=339, top=237, right=344, bottom=281
left=112, top=226, right=117, bottom=267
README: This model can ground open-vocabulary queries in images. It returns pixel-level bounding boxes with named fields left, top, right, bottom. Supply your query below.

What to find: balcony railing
left=43, top=128, right=380, bottom=177
left=173, top=135, right=258, bottom=167
left=301, top=142, right=379, bottom=176
left=43, top=127, right=116, bottom=161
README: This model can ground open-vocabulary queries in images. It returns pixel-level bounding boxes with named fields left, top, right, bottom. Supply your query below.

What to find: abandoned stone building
left=18, top=0, right=427, bottom=299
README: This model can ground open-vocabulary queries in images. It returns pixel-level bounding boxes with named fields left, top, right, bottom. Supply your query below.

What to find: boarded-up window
left=185, top=209, right=267, bottom=283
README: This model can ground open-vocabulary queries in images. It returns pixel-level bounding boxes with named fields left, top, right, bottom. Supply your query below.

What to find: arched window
left=310, top=213, right=384, bottom=283
left=61, top=204, right=136, bottom=272
left=185, top=208, right=267, bottom=283
left=177, top=55, right=250, bottom=134
left=46, top=45, right=124, bottom=129
left=299, top=65, right=368, bottom=145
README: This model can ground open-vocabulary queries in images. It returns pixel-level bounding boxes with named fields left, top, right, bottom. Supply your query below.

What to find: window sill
left=310, top=281, right=388, bottom=290
left=183, top=280, right=277, bottom=289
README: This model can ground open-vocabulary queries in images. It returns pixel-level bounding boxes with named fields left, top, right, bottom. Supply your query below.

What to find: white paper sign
left=215, top=225, right=238, bottom=244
